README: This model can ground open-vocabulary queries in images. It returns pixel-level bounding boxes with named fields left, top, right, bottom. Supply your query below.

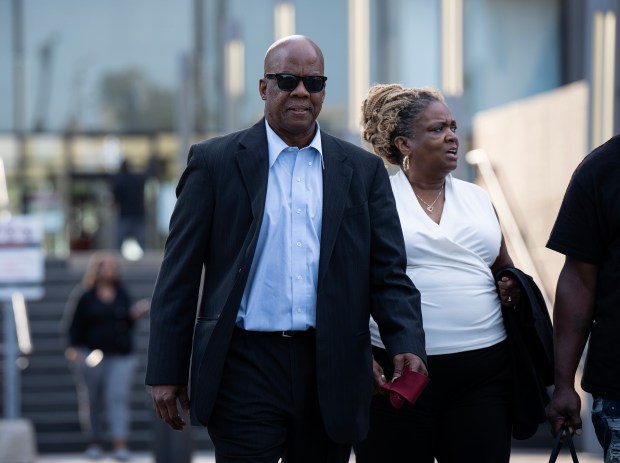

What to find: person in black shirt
left=112, top=159, right=148, bottom=251
left=64, top=252, right=149, bottom=461
left=546, top=134, right=620, bottom=462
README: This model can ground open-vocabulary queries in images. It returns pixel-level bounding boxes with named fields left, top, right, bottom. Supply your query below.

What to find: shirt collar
left=265, top=120, right=325, bottom=169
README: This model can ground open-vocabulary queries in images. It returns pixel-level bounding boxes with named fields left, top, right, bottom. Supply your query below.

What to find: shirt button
left=296, top=307, right=302, bottom=313
left=296, top=208, right=302, bottom=214
left=296, top=241, right=301, bottom=247
left=308, top=161, right=312, bottom=166
left=296, top=275, right=302, bottom=280
left=297, top=177, right=301, bottom=182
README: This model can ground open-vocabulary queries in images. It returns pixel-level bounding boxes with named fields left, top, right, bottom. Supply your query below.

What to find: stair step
left=0, top=256, right=207, bottom=454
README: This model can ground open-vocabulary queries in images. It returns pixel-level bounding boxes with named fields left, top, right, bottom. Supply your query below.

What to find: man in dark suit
left=146, top=35, right=426, bottom=463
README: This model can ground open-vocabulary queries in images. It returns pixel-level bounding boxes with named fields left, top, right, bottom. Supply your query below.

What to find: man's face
left=259, top=39, right=325, bottom=148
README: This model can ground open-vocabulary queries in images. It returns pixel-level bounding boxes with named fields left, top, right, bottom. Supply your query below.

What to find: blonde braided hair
left=360, top=84, right=445, bottom=166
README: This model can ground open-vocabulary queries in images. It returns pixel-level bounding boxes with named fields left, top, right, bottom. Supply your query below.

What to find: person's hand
left=547, top=386, right=582, bottom=437
left=130, top=298, right=151, bottom=320
left=497, top=275, right=522, bottom=308
left=151, top=385, right=190, bottom=431
left=64, top=346, right=81, bottom=365
left=371, top=357, right=387, bottom=393
left=392, top=353, right=428, bottom=381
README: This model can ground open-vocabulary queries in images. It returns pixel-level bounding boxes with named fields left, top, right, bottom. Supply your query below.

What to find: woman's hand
left=130, top=298, right=151, bottom=320
left=64, top=346, right=81, bottom=365
left=497, top=275, right=521, bottom=308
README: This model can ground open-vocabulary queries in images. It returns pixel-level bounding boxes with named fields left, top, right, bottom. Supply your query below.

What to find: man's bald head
left=259, top=35, right=326, bottom=148
left=264, top=35, right=324, bottom=73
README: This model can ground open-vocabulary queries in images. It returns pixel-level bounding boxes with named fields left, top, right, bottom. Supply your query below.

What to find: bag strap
left=549, top=425, right=580, bottom=462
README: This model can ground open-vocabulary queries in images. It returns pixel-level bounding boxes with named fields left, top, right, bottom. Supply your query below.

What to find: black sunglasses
left=265, top=73, right=327, bottom=93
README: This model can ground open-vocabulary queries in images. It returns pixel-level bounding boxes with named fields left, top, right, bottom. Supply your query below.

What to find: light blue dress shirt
left=236, top=121, right=324, bottom=331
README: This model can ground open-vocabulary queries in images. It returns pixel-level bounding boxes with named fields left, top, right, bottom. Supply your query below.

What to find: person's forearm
left=552, top=258, right=597, bottom=390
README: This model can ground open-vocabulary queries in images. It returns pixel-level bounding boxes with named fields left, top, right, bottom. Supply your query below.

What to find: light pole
left=12, top=0, right=26, bottom=213
left=193, top=0, right=206, bottom=135
left=274, top=0, right=295, bottom=40
left=347, top=0, right=369, bottom=140
left=590, top=7, right=617, bottom=149
left=224, top=21, right=245, bottom=132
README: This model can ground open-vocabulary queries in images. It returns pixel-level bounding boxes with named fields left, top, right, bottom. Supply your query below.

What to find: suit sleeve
left=145, top=145, right=215, bottom=385
left=367, top=160, right=427, bottom=363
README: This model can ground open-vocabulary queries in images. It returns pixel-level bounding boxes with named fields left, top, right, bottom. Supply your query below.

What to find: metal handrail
left=12, top=292, right=32, bottom=356
left=1, top=157, right=34, bottom=420
left=466, top=149, right=552, bottom=309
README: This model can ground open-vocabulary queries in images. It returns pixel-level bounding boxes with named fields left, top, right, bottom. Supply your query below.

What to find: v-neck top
left=371, top=171, right=506, bottom=355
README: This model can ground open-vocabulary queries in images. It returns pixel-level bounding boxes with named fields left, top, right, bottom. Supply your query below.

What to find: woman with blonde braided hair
left=353, top=84, right=521, bottom=463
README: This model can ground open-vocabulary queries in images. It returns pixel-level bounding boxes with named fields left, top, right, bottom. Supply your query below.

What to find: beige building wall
left=471, top=81, right=589, bottom=304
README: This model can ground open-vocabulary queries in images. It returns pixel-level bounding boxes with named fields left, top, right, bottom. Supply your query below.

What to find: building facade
left=0, top=0, right=617, bottom=256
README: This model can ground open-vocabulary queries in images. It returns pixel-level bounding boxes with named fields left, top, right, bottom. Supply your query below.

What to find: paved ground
left=35, top=448, right=603, bottom=462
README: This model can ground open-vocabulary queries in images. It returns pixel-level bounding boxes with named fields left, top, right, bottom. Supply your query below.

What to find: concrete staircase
left=0, top=253, right=212, bottom=455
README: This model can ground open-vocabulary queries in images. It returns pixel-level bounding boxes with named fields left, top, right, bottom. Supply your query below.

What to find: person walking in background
left=146, top=35, right=427, bottom=463
left=64, top=252, right=150, bottom=461
left=112, top=158, right=148, bottom=252
left=354, top=84, right=521, bottom=463
left=546, top=135, right=620, bottom=462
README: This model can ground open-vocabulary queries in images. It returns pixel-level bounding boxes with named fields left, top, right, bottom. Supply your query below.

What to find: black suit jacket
left=496, top=267, right=554, bottom=440
left=146, top=119, right=426, bottom=443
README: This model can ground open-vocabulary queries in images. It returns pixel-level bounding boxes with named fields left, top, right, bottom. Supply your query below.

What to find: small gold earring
left=402, top=155, right=410, bottom=171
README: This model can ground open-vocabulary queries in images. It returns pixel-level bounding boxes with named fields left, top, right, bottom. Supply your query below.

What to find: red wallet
left=380, top=369, right=430, bottom=409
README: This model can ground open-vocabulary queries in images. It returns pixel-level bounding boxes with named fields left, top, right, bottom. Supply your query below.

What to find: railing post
left=2, top=300, right=20, bottom=419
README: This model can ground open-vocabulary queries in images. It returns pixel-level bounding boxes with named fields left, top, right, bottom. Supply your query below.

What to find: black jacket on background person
left=112, top=161, right=147, bottom=220
left=67, top=286, right=135, bottom=354
left=495, top=266, right=554, bottom=440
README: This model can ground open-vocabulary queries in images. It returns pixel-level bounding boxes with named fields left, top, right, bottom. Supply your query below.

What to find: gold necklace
left=414, top=183, right=444, bottom=212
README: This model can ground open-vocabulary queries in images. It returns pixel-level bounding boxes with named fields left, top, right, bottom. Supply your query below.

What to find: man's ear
left=259, top=79, right=267, bottom=100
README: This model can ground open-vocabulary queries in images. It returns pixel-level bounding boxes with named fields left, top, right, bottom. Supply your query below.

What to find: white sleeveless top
left=371, top=171, right=506, bottom=355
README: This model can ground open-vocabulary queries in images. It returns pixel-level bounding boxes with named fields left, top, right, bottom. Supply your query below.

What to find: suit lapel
left=318, top=133, right=353, bottom=287
left=236, top=119, right=269, bottom=222
left=205, top=121, right=269, bottom=373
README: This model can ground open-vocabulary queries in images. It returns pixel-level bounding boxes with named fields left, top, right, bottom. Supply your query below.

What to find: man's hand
left=371, top=357, right=387, bottom=393
left=392, top=353, right=428, bottom=381
left=546, top=257, right=596, bottom=438
left=547, top=386, right=582, bottom=437
left=151, top=385, right=190, bottom=431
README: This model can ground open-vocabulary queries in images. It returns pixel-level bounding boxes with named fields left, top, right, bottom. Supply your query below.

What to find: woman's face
left=407, top=101, right=459, bottom=177
left=97, top=257, right=119, bottom=282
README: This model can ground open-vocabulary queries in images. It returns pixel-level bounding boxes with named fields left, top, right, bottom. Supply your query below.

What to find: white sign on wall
left=0, top=216, right=45, bottom=300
